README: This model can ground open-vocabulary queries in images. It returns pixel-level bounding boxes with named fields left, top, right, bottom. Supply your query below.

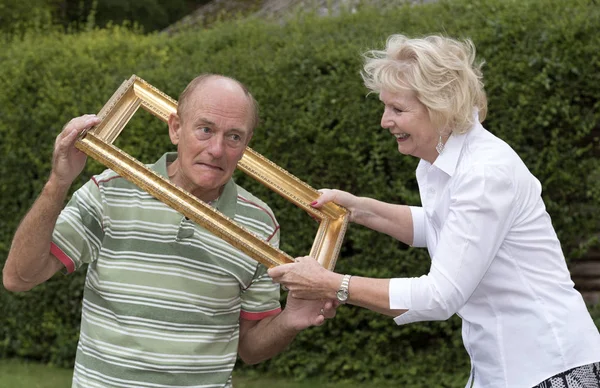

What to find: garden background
left=1, top=0, right=599, bottom=386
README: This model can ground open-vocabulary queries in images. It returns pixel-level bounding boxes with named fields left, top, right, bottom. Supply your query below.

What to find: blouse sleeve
left=409, top=206, right=427, bottom=248
left=389, top=164, right=518, bottom=325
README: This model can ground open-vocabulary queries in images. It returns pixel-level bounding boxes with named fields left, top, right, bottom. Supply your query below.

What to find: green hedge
left=1, top=0, right=599, bottom=385
left=0, top=0, right=213, bottom=35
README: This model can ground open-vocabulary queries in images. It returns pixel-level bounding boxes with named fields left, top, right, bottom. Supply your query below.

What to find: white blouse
left=389, top=121, right=600, bottom=387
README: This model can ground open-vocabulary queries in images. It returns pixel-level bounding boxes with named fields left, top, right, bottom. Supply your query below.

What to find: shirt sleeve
left=240, top=221, right=282, bottom=320
left=409, top=206, right=427, bottom=247
left=51, top=179, right=104, bottom=274
left=390, top=164, right=517, bottom=325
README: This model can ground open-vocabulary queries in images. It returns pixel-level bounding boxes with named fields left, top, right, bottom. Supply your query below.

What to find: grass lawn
left=0, top=359, right=373, bottom=388
left=0, top=359, right=72, bottom=388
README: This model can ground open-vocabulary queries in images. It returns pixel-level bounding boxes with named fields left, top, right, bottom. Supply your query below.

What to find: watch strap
left=337, top=274, right=352, bottom=304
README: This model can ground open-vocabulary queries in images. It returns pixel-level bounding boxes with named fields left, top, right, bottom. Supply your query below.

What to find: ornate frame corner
left=75, top=75, right=349, bottom=270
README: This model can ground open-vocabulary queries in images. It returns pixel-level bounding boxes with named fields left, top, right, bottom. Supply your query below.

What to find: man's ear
left=168, top=113, right=181, bottom=145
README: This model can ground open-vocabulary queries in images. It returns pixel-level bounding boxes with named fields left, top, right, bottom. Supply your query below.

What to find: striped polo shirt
left=51, top=152, right=282, bottom=388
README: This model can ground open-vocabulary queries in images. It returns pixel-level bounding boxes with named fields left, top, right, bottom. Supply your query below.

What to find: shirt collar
left=151, top=152, right=173, bottom=178
left=431, top=131, right=466, bottom=177
left=431, top=118, right=483, bottom=177
left=151, top=152, right=238, bottom=219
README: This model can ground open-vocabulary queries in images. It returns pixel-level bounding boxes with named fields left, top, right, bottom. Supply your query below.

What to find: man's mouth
left=196, top=163, right=223, bottom=171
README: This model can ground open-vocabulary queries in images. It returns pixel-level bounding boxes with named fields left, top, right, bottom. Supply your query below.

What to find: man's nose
left=207, top=135, right=225, bottom=158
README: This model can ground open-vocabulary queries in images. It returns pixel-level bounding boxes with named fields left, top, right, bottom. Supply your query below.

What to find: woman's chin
left=396, top=144, right=414, bottom=157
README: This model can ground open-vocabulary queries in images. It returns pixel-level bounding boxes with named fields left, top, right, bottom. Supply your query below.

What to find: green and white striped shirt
left=51, top=153, right=281, bottom=388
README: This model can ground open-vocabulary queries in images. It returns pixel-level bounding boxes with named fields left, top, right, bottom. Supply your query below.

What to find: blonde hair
left=362, top=34, right=487, bottom=134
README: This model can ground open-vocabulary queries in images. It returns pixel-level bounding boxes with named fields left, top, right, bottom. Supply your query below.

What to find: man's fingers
left=74, top=117, right=99, bottom=142
left=77, top=116, right=101, bottom=137
left=60, top=115, right=99, bottom=138
left=313, top=315, right=325, bottom=326
left=323, top=308, right=336, bottom=319
left=322, top=301, right=337, bottom=319
left=83, top=116, right=101, bottom=127
left=58, top=124, right=86, bottom=150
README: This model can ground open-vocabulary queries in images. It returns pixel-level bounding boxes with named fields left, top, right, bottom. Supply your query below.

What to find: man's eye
left=226, top=133, right=244, bottom=147
left=195, top=127, right=211, bottom=138
left=392, top=107, right=403, bottom=114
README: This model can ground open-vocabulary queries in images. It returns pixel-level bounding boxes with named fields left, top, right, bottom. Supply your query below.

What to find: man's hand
left=237, top=280, right=338, bottom=364
left=51, top=114, right=100, bottom=187
left=1, top=115, right=99, bottom=292
left=278, top=293, right=338, bottom=331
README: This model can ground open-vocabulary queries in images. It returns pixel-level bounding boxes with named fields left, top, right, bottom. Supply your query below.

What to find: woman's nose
left=380, top=108, right=393, bottom=129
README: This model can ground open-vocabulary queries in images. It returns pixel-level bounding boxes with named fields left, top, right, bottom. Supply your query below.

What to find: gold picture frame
left=75, top=75, right=349, bottom=270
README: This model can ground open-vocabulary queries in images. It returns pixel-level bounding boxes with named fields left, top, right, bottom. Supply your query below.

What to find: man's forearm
left=238, top=313, right=300, bottom=365
left=3, top=175, right=69, bottom=290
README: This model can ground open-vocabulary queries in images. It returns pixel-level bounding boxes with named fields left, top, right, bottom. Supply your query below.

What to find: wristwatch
left=336, top=274, right=352, bottom=304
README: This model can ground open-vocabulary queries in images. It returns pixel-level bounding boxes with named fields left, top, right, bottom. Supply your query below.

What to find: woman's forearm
left=351, top=197, right=414, bottom=246
left=347, top=276, right=407, bottom=317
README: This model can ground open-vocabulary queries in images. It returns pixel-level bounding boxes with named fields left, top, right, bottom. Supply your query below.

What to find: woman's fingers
left=267, top=261, right=294, bottom=281
left=311, top=189, right=335, bottom=208
left=268, top=256, right=314, bottom=281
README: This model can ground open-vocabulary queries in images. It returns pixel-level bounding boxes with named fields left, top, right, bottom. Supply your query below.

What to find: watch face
left=336, top=289, right=348, bottom=302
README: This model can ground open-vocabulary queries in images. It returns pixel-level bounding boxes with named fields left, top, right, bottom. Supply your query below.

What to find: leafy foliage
left=53, top=0, right=210, bottom=32
left=0, top=0, right=599, bottom=385
left=0, top=0, right=212, bottom=34
left=0, top=0, right=55, bottom=36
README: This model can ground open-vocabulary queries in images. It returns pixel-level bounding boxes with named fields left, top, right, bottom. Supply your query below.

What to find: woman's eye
left=392, top=107, right=403, bottom=114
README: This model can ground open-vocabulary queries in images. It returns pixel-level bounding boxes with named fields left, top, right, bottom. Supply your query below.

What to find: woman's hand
left=312, top=189, right=360, bottom=223
left=268, top=256, right=344, bottom=300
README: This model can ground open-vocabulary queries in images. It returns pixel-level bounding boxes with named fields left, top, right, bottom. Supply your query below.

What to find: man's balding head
left=177, top=74, right=259, bottom=132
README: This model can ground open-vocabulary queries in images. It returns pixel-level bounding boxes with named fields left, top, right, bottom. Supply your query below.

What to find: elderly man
left=3, top=74, right=334, bottom=387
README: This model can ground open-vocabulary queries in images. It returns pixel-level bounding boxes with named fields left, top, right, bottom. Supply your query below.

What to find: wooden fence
left=572, top=247, right=600, bottom=305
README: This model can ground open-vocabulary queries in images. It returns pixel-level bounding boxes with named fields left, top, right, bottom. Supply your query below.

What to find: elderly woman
left=269, top=35, right=600, bottom=387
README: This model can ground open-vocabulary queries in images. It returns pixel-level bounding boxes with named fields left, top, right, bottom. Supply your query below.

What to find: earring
left=436, top=135, right=444, bottom=154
